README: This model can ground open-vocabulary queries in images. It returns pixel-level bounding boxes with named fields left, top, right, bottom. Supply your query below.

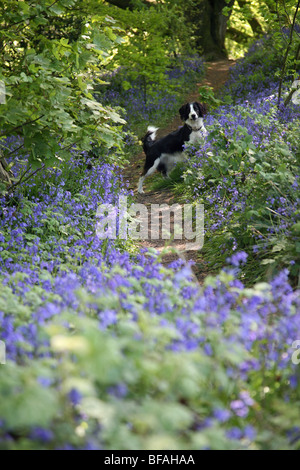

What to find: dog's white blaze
left=188, top=103, right=197, bottom=120
left=186, top=105, right=206, bottom=132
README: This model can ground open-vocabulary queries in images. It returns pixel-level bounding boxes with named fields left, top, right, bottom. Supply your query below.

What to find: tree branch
left=7, top=164, right=45, bottom=193
left=1, top=115, right=44, bottom=137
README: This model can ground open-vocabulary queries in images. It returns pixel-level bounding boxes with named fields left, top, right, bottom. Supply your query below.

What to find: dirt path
left=123, top=59, right=235, bottom=283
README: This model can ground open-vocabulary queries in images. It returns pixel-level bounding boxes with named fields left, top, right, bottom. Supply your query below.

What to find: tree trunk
left=190, top=0, right=235, bottom=58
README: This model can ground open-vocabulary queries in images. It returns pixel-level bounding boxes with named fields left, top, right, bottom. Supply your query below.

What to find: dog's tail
left=142, top=126, right=159, bottom=153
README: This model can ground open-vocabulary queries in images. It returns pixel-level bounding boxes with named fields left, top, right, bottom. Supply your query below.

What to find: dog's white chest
left=189, top=128, right=207, bottom=144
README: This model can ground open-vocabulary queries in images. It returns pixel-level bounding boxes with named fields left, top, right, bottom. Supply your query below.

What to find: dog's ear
left=195, top=102, right=207, bottom=116
left=179, top=103, right=189, bottom=120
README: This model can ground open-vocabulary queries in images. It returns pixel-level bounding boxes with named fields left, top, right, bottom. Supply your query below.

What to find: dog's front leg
left=138, top=177, right=145, bottom=194
left=137, top=158, right=160, bottom=194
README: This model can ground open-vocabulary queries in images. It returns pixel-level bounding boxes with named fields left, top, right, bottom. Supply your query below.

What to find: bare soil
left=122, top=59, right=235, bottom=283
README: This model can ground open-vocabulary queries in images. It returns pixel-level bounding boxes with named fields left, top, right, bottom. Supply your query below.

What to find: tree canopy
left=0, top=0, right=299, bottom=186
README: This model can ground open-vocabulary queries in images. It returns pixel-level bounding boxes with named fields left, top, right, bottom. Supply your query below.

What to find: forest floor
left=122, top=59, right=235, bottom=283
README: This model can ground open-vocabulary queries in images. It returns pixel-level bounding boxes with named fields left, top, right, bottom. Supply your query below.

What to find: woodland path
left=122, top=59, right=235, bottom=283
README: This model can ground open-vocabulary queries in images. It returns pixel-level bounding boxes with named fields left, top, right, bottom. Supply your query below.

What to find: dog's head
left=179, top=102, right=207, bottom=124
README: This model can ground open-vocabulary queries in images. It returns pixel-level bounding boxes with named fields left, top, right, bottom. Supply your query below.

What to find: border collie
left=138, top=102, right=207, bottom=194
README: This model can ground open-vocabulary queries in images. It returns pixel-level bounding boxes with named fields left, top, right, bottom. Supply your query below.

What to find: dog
left=138, top=102, right=207, bottom=194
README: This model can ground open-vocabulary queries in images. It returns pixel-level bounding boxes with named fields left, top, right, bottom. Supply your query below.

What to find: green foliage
left=0, top=0, right=126, bottom=177
left=198, top=85, right=225, bottom=110
left=0, top=266, right=299, bottom=450
left=106, top=4, right=175, bottom=103
left=203, top=123, right=257, bottom=180
left=225, top=0, right=265, bottom=58
left=225, top=0, right=300, bottom=60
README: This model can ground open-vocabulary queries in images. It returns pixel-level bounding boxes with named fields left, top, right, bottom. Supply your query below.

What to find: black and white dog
left=138, top=102, right=207, bottom=194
